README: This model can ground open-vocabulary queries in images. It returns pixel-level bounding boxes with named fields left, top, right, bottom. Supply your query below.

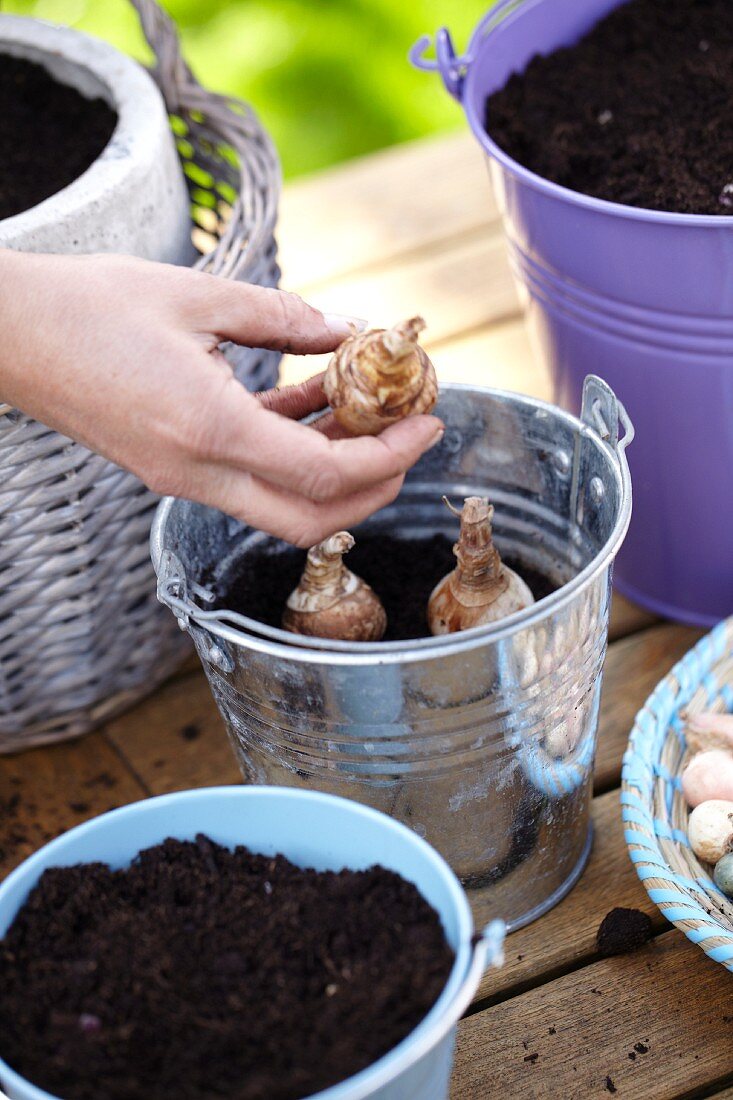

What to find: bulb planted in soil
left=428, top=497, right=534, bottom=635
left=282, top=531, right=387, bottom=641
left=211, top=532, right=557, bottom=642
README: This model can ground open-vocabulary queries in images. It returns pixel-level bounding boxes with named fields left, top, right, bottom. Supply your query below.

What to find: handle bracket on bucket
left=156, top=549, right=235, bottom=672
left=581, top=375, right=634, bottom=455
left=409, top=28, right=473, bottom=100
left=156, top=549, right=193, bottom=631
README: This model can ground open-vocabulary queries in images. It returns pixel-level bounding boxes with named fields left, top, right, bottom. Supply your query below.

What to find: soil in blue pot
left=0, top=834, right=454, bottom=1100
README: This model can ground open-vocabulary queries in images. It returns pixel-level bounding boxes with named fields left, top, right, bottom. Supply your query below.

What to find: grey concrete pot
left=0, top=15, right=194, bottom=262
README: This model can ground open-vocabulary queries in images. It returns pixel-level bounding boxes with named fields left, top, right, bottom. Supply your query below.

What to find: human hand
left=0, top=251, right=443, bottom=546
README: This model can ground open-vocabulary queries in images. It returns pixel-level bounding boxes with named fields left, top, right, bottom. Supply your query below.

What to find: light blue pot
left=0, top=786, right=505, bottom=1100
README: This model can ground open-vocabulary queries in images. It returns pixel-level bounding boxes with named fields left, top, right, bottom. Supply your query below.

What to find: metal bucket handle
left=156, top=549, right=236, bottom=673
left=581, top=374, right=634, bottom=454
left=409, top=0, right=528, bottom=100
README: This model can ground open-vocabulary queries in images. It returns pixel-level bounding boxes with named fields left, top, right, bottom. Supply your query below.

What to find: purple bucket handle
left=409, top=28, right=474, bottom=100
left=410, top=1, right=529, bottom=100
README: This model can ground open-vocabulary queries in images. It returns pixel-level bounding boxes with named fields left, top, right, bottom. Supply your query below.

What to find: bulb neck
left=303, top=532, right=354, bottom=593
left=379, top=316, right=426, bottom=372
left=452, top=498, right=507, bottom=593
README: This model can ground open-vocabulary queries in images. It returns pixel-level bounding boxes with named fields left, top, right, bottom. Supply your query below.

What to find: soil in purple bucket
left=213, top=532, right=556, bottom=642
left=485, top=0, right=733, bottom=215
left=0, top=55, right=117, bottom=221
left=0, top=835, right=454, bottom=1100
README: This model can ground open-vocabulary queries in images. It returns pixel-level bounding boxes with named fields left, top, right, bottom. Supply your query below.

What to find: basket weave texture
left=0, top=0, right=281, bottom=751
left=622, top=618, right=733, bottom=971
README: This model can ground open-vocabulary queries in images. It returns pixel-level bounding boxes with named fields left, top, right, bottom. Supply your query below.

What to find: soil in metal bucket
left=485, top=0, right=733, bottom=215
left=213, top=532, right=556, bottom=642
left=0, top=835, right=455, bottom=1100
left=0, top=55, right=117, bottom=221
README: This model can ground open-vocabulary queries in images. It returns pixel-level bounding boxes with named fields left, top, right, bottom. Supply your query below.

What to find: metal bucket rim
left=151, top=381, right=632, bottom=667
left=442, top=0, right=733, bottom=227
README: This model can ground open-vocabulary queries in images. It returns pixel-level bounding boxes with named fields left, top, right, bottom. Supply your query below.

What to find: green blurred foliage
left=3, top=0, right=489, bottom=177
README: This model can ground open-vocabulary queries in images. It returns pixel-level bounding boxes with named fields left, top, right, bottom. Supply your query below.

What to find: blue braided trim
left=621, top=616, right=733, bottom=971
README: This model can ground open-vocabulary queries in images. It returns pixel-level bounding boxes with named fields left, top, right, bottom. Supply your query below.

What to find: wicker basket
left=0, top=0, right=281, bottom=752
left=622, top=618, right=733, bottom=971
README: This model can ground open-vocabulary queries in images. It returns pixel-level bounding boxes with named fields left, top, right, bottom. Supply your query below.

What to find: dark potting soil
left=0, top=55, right=117, bottom=221
left=0, top=835, right=454, bottom=1100
left=596, top=906, right=654, bottom=956
left=485, top=0, right=733, bottom=215
left=213, top=532, right=556, bottom=642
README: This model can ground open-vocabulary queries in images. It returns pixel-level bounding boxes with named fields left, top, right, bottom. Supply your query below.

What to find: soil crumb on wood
left=0, top=55, right=117, bottom=221
left=486, top=0, right=733, bottom=214
left=597, top=907, right=653, bottom=956
left=0, top=835, right=454, bottom=1100
left=214, top=533, right=555, bottom=642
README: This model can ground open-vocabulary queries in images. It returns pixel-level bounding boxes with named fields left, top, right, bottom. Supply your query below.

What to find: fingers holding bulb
left=210, top=385, right=444, bottom=505
left=177, top=460, right=406, bottom=549
left=255, top=374, right=328, bottom=420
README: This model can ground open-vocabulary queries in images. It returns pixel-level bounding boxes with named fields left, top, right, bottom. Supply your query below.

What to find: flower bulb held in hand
left=283, top=532, right=387, bottom=642
left=323, top=316, right=438, bottom=435
left=428, top=497, right=534, bottom=636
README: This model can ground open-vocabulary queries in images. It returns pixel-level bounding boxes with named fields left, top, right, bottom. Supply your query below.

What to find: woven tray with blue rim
left=622, top=618, right=733, bottom=971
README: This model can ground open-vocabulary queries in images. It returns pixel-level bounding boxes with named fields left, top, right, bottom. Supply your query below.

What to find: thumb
left=197, top=279, right=367, bottom=354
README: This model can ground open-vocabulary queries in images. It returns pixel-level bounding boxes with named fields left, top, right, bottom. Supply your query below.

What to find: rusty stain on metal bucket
left=151, top=377, right=633, bottom=931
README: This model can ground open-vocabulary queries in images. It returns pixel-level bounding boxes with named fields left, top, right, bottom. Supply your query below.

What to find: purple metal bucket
left=412, top=0, right=733, bottom=628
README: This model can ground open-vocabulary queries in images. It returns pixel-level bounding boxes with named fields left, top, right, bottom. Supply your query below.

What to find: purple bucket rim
left=454, top=0, right=733, bottom=228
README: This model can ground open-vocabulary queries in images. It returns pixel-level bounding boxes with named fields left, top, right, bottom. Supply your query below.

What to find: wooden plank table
left=2, top=132, right=732, bottom=1098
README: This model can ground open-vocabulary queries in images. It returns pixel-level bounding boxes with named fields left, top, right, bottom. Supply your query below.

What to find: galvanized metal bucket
left=151, top=377, right=633, bottom=930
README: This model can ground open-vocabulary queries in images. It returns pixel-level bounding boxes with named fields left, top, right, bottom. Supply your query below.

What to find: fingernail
left=428, top=428, right=445, bottom=450
left=323, top=312, right=368, bottom=337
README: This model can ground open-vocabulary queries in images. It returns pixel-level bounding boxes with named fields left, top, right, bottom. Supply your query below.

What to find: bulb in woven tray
left=428, top=496, right=534, bottom=636
left=282, top=532, right=386, bottom=642
left=323, top=316, right=437, bottom=435
left=687, top=799, right=733, bottom=864
left=713, top=851, right=733, bottom=898
left=682, top=710, right=733, bottom=756
left=681, top=750, right=733, bottom=808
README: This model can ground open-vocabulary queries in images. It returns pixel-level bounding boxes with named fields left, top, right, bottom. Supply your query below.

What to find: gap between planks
left=452, top=931, right=733, bottom=1100
left=594, top=621, right=701, bottom=794
left=469, top=787, right=667, bottom=1009
left=0, top=732, right=145, bottom=881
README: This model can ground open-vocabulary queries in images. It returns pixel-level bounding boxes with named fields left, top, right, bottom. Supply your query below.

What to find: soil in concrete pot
left=213, top=532, right=556, bottom=642
left=485, top=0, right=733, bottom=215
left=0, top=55, right=117, bottom=221
left=0, top=835, right=454, bottom=1100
